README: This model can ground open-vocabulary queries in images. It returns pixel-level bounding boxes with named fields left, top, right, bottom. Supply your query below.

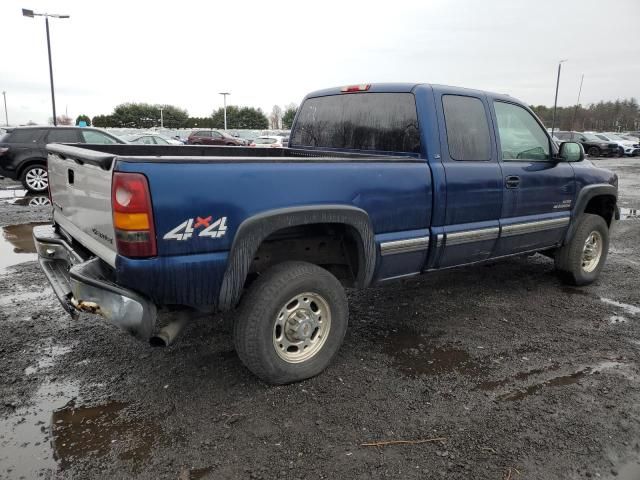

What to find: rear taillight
left=112, top=172, right=156, bottom=257
left=249, top=143, right=256, bottom=147
left=0, top=147, right=8, bottom=155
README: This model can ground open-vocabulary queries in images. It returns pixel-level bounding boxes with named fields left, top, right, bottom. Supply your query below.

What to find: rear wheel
left=555, top=213, right=609, bottom=286
left=21, top=164, right=48, bottom=193
left=587, top=146, right=600, bottom=157
left=233, top=261, right=348, bottom=384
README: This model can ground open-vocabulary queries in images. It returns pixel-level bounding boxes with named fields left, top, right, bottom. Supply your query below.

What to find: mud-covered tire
left=233, top=261, right=348, bottom=384
left=555, top=213, right=609, bottom=286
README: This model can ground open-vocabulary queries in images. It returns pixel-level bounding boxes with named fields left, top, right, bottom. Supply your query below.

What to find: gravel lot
left=0, top=158, right=639, bottom=480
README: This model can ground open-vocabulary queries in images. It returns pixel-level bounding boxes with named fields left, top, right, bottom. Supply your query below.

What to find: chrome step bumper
left=33, top=224, right=157, bottom=339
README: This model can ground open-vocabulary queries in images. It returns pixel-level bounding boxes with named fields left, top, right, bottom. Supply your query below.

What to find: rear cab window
left=291, top=92, right=420, bottom=153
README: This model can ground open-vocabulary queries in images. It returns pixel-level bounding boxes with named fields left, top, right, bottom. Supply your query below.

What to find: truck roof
left=305, top=82, right=516, bottom=103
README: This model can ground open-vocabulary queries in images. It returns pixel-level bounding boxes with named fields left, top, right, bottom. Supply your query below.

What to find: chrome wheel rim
left=273, top=292, right=331, bottom=363
left=28, top=196, right=51, bottom=206
left=25, top=168, right=48, bottom=191
left=582, top=231, right=603, bottom=273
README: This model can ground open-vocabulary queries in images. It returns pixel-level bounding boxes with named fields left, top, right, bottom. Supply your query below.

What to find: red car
left=186, top=130, right=246, bottom=146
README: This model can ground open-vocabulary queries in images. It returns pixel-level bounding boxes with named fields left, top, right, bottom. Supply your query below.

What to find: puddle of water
left=52, top=400, right=159, bottom=469
left=0, top=222, right=49, bottom=273
left=477, top=364, right=561, bottom=391
left=0, top=188, right=28, bottom=200
left=25, top=345, right=71, bottom=375
left=0, top=289, right=46, bottom=307
left=0, top=380, right=80, bottom=479
left=0, top=187, right=51, bottom=207
left=619, top=207, right=639, bottom=220
left=610, top=315, right=628, bottom=324
left=382, top=329, right=482, bottom=376
left=616, top=459, right=640, bottom=480
left=499, top=361, right=623, bottom=402
left=601, top=298, right=640, bottom=316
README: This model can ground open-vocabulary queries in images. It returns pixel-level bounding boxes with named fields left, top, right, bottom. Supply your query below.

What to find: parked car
left=122, top=133, right=183, bottom=145
left=36, top=83, right=617, bottom=385
left=186, top=130, right=245, bottom=146
left=618, top=133, right=640, bottom=143
left=554, top=131, right=618, bottom=157
left=0, top=126, right=125, bottom=192
left=249, top=135, right=287, bottom=148
left=597, top=133, right=640, bottom=156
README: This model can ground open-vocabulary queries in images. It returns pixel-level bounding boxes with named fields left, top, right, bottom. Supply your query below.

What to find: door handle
left=505, top=176, right=520, bottom=189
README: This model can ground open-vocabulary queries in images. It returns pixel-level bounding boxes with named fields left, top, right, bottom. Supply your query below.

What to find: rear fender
left=218, top=205, right=376, bottom=310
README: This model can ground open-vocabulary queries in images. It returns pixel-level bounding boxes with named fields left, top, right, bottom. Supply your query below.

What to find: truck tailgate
left=47, top=145, right=117, bottom=266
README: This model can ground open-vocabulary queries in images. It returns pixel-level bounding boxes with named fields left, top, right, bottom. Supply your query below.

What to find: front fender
left=564, top=184, right=617, bottom=244
left=218, top=205, right=376, bottom=310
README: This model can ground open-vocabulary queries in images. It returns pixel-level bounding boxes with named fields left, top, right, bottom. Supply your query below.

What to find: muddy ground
left=0, top=158, right=639, bottom=480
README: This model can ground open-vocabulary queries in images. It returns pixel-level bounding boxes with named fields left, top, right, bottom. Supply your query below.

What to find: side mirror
left=559, top=142, right=584, bottom=162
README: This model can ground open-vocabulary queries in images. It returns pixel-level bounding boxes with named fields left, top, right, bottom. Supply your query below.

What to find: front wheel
left=233, top=261, right=348, bottom=384
left=554, top=213, right=609, bottom=286
left=587, top=146, right=600, bottom=157
left=21, top=164, right=48, bottom=193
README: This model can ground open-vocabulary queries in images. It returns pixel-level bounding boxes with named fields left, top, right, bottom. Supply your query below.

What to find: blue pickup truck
left=34, top=83, right=618, bottom=384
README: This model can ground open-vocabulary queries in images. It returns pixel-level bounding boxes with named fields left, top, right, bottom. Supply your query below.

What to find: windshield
left=582, top=133, right=603, bottom=142
left=605, top=134, right=624, bottom=141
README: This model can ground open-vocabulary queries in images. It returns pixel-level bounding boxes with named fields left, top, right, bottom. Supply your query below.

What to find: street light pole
left=2, top=91, right=7, bottom=126
left=22, top=8, right=69, bottom=127
left=160, top=107, right=164, bottom=128
left=219, top=92, right=230, bottom=130
left=551, top=59, right=567, bottom=137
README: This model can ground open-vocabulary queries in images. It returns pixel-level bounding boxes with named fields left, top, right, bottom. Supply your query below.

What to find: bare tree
left=269, top=105, right=283, bottom=130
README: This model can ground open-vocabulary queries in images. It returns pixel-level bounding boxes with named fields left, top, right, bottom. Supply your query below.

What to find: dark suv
left=554, top=131, right=618, bottom=157
left=0, top=126, right=125, bottom=192
left=186, top=130, right=246, bottom=146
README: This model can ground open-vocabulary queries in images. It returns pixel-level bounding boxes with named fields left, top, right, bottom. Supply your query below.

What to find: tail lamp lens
left=112, top=172, right=156, bottom=257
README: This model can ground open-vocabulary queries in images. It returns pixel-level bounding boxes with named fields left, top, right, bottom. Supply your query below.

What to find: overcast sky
left=1, top=0, right=639, bottom=126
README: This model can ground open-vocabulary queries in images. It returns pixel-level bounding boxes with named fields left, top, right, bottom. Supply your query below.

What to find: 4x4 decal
left=163, top=216, right=228, bottom=241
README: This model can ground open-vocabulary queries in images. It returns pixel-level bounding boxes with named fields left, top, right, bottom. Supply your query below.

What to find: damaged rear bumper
left=32, top=224, right=157, bottom=339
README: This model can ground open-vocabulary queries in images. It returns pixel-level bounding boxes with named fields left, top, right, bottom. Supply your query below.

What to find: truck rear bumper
left=33, top=224, right=157, bottom=339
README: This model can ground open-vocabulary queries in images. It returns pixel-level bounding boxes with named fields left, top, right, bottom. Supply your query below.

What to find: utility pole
left=2, top=91, right=7, bottom=126
left=160, top=107, right=164, bottom=128
left=570, top=74, right=584, bottom=140
left=551, top=59, right=567, bottom=138
left=219, top=92, right=230, bottom=130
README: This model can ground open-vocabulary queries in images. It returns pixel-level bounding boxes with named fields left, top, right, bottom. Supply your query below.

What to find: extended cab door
left=429, top=89, right=503, bottom=268
left=490, top=100, right=575, bottom=255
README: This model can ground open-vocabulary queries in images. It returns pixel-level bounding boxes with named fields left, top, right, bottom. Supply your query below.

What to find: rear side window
left=8, top=129, right=44, bottom=143
left=47, top=129, right=80, bottom=143
left=194, top=131, right=211, bottom=137
left=291, top=93, right=420, bottom=153
left=442, top=95, right=491, bottom=161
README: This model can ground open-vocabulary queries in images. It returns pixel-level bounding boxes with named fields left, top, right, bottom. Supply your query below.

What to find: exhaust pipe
left=149, top=313, right=189, bottom=347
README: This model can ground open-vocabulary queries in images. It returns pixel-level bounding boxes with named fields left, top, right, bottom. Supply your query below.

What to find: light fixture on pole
left=219, top=92, right=230, bottom=130
left=550, top=59, right=567, bottom=137
left=22, top=8, right=70, bottom=127
left=2, top=91, right=7, bottom=126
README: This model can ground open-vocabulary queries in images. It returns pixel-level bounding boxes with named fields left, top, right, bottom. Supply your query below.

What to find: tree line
left=530, top=98, right=640, bottom=132
left=84, top=103, right=298, bottom=130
